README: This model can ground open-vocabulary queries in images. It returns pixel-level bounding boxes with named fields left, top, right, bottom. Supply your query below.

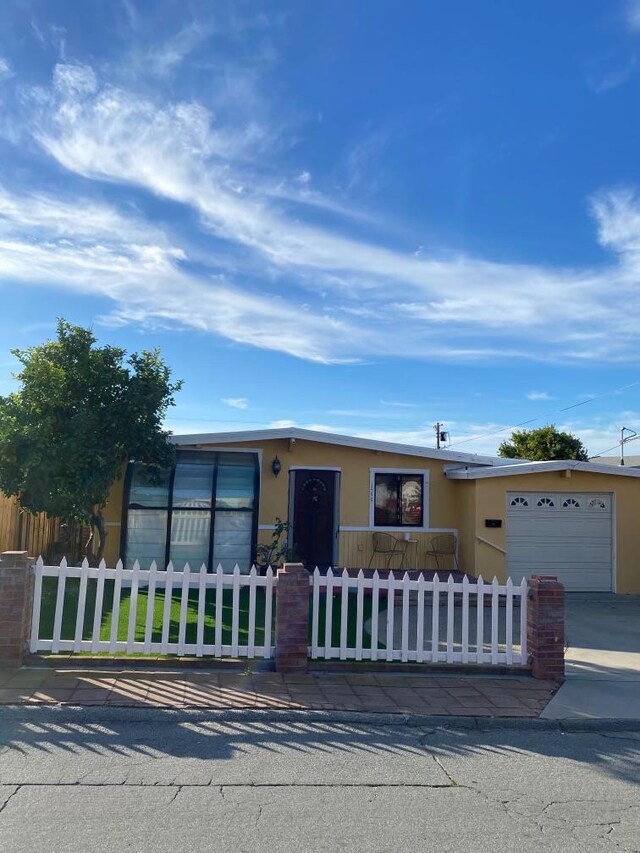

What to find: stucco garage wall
left=465, top=470, right=640, bottom=594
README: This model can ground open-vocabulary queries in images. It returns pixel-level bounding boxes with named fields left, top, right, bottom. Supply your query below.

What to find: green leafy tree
left=498, top=424, right=589, bottom=462
left=0, top=320, right=182, bottom=562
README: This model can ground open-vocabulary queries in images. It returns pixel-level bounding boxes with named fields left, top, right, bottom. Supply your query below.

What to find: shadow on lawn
left=0, top=707, right=638, bottom=786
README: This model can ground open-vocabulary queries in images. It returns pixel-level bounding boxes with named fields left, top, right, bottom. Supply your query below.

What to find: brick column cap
left=0, top=551, right=32, bottom=566
left=280, top=562, right=307, bottom=573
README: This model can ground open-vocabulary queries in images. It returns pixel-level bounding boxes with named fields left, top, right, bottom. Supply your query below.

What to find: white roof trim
left=445, top=460, right=640, bottom=480
left=171, top=427, right=499, bottom=465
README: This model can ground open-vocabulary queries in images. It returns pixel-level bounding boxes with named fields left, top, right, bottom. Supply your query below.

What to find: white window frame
left=368, top=468, right=429, bottom=531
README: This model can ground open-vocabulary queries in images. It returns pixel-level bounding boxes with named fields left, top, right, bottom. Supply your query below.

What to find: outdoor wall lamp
left=271, top=456, right=282, bottom=478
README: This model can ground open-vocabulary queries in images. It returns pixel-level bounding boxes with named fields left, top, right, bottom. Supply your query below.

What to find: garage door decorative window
left=588, top=497, right=608, bottom=509
left=536, top=497, right=555, bottom=507
left=509, top=496, right=529, bottom=507
left=562, top=498, right=580, bottom=508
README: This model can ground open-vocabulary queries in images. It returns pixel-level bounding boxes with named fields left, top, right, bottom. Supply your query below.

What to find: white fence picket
left=143, top=561, right=158, bottom=654
left=196, top=563, right=207, bottom=657
left=446, top=574, right=455, bottom=664
left=29, top=557, right=44, bottom=654
left=324, top=568, right=334, bottom=660
left=461, top=575, right=470, bottom=664
left=519, top=577, right=528, bottom=660
left=126, top=560, right=140, bottom=654
left=355, top=570, right=364, bottom=661
left=431, top=574, right=440, bottom=663
left=476, top=575, right=485, bottom=663
left=109, top=559, right=123, bottom=654
left=247, top=566, right=257, bottom=658
left=491, top=576, right=500, bottom=665
left=370, top=570, right=380, bottom=662
left=91, top=558, right=106, bottom=653
left=505, top=577, right=514, bottom=665
left=177, top=563, right=191, bottom=656
left=51, top=556, right=68, bottom=654
left=311, top=568, right=320, bottom=659
left=263, top=567, right=274, bottom=659
left=161, top=561, right=174, bottom=652
left=386, top=572, right=396, bottom=662
left=401, top=573, right=410, bottom=663
left=339, top=569, right=349, bottom=661
left=214, top=564, right=224, bottom=657
left=231, top=565, right=240, bottom=657
left=73, top=559, right=90, bottom=653
left=416, top=574, right=425, bottom=664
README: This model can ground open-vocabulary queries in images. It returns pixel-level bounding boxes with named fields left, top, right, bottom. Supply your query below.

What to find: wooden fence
left=0, top=493, right=62, bottom=559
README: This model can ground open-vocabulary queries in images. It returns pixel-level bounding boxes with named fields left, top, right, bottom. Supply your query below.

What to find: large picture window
left=124, top=450, right=259, bottom=572
left=372, top=471, right=425, bottom=527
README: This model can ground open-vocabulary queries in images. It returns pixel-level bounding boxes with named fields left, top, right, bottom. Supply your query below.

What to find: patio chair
left=425, top=533, right=459, bottom=572
left=367, top=532, right=409, bottom=570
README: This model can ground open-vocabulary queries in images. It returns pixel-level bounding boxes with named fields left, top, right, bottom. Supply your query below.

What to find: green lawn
left=38, top=577, right=376, bottom=654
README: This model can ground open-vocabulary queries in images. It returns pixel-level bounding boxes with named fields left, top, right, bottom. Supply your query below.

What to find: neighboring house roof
left=445, top=459, right=640, bottom=479
left=589, top=455, right=640, bottom=468
left=172, top=427, right=508, bottom=466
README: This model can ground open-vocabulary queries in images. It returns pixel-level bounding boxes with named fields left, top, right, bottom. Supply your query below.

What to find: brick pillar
left=275, top=562, right=310, bottom=673
left=527, top=574, right=565, bottom=682
left=0, top=551, right=34, bottom=666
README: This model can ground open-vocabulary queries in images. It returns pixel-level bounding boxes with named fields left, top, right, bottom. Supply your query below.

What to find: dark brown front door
left=292, top=470, right=337, bottom=569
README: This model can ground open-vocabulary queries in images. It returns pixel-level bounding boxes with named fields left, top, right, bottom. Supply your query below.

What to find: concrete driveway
left=541, top=594, right=640, bottom=720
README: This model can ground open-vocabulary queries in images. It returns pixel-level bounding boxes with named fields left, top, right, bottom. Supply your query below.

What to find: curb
left=1, top=705, right=639, bottom=732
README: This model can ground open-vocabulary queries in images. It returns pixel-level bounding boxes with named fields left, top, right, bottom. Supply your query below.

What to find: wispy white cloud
left=3, top=62, right=640, bottom=365
left=625, top=0, right=640, bottom=31
left=221, top=397, right=249, bottom=410
left=587, top=57, right=636, bottom=93
left=380, top=399, right=420, bottom=408
left=146, top=21, right=214, bottom=76
left=526, top=391, right=553, bottom=401
left=0, top=58, right=12, bottom=80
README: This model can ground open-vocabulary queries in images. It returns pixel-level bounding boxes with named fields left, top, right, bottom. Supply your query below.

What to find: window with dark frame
left=124, top=450, right=259, bottom=572
left=374, top=473, right=424, bottom=527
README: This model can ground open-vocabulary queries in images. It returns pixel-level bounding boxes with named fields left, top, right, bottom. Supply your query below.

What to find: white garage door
left=506, top=492, right=613, bottom=592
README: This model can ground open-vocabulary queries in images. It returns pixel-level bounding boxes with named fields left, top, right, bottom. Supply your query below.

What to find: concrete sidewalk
left=0, top=666, right=556, bottom=717
left=542, top=594, right=640, bottom=720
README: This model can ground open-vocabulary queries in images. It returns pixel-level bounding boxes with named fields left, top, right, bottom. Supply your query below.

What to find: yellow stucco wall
left=460, top=470, right=640, bottom=594
left=204, top=437, right=461, bottom=568
left=100, top=441, right=640, bottom=592
left=102, top=437, right=464, bottom=569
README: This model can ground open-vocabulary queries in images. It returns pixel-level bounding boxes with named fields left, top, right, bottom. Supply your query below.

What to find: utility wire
left=448, top=380, right=640, bottom=449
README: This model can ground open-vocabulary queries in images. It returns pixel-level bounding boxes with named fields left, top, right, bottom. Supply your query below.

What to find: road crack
left=0, top=786, right=21, bottom=816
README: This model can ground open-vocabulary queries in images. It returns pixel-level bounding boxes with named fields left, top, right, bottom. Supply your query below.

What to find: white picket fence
left=29, top=558, right=528, bottom=669
left=30, top=557, right=275, bottom=659
left=309, top=569, right=528, bottom=665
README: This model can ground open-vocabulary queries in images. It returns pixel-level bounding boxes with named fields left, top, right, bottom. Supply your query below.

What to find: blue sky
left=1, top=0, right=640, bottom=457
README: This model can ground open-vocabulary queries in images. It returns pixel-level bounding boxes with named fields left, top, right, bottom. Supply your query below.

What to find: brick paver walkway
left=0, top=667, right=557, bottom=717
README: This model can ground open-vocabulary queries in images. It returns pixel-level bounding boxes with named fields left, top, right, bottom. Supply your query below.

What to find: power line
left=449, top=380, right=640, bottom=449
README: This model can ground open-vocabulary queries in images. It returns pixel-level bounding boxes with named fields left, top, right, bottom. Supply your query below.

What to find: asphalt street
left=0, top=708, right=639, bottom=852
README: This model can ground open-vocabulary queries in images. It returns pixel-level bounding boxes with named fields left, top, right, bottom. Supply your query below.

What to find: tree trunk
left=86, top=512, right=107, bottom=566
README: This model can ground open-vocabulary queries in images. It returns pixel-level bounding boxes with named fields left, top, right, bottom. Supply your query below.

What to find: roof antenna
left=620, top=426, right=637, bottom=466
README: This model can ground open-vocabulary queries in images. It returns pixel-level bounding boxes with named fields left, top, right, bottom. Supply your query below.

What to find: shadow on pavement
left=0, top=707, right=638, bottom=786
